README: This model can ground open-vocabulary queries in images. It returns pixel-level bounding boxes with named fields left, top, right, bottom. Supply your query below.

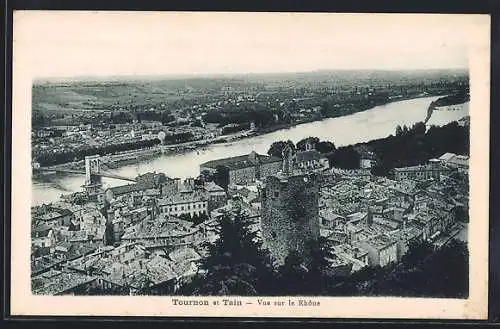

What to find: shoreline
left=36, top=93, right=445, bottom=174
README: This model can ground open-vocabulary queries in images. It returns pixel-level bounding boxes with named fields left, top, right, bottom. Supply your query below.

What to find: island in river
left=424, top=92, right=470, bottom=124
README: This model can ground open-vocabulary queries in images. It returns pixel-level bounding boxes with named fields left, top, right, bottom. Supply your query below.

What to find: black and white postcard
left=10, top=11, right=490, bottom=319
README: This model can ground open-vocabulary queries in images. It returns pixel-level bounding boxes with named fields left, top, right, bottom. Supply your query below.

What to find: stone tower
left=260, top=145, right=320, bottom=266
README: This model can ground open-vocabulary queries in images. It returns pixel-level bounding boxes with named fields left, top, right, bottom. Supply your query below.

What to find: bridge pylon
left=83, top=155, right=103, bottom=200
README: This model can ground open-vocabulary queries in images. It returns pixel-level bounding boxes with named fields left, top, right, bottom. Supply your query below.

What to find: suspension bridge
left=33, top=156, right=137, bottom=183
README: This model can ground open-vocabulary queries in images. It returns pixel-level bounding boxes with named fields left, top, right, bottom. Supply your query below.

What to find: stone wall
left=261, top=172, right=320, bottom=265
left=259, top=161, right=282, bottom=181
left=229, top=166, right=255, bottom=185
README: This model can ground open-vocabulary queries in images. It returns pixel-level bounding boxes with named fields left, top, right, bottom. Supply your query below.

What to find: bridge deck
left=34, top=167, right=136, bottom=182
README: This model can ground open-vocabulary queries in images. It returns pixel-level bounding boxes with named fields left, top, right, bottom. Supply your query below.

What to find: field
left=32, top=69, right=469, bottom=117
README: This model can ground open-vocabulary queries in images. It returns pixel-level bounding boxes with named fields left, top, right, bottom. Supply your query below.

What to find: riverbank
left=34, top=95, right=467, bottom=205
left=40, top=93, right=444, bottom=173
left=424, top=93, right=470, bottom=124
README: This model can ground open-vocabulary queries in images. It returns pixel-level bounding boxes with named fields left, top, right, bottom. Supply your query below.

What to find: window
left=271, top=232, right=277, bottom=238
left=274, top=191, right=279, bottom=198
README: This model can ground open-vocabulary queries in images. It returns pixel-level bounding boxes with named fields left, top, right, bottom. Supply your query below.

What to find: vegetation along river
left=32, top=96, right=469, bottom=206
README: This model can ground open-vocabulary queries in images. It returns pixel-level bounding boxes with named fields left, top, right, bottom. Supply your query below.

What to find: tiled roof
left=109, top=181, right=156, bottom=196
left=121, top=217, right=196, bottom=240
left=200, top=152, right=281, bottom=171
left=439, top=152, right=456, bottom=162
left=169, top=247, right=202, bottom=263
left=364, top=234, right=397, bottom=250
left=393, top=164, right=441, bottom=172
left=32, top=270, right=97, bottom=295
left=204, top=181, right=225, bottom=193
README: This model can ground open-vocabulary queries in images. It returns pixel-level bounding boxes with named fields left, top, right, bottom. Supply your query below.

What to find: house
left=32, top=227, right=56, bottom=249
left=203, top=181, right=227, bottom=211
left=392, top=226, right=423, bottom=260
left=354, top=145, right=376, bottom=169
left=157, top=191, right=209, bottom=218
left=236, top=186, right=258, bottom=205
left=357, top=235, right=398, bottom=267
left=295, top=142, right=329, bottom=171
left=438, top=152, right=469, bottom=174
left=332, top=243, right=370, bottom=272
left=33, top=207, right=74, bottom=228
left=32, top=269, right=97, bottom=295
left=105, top=182, right=155, bottom=202
left=121, top=216, right=203, bottom=248
left=199, top=151, right=282, bottom=186
left=319, top=209, right=346, bottom=229
left=393, top=160, right=449, bottom=181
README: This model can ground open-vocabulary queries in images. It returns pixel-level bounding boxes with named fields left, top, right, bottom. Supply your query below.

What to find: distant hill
left=32, top=68, right=469, bottom=116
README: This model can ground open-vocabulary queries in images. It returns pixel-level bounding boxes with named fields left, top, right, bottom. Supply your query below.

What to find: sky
left=13, top=11, right=489, bottom=78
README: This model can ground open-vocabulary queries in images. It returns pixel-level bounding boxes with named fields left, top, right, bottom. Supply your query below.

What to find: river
left=32, top=96, right=469, bottom=206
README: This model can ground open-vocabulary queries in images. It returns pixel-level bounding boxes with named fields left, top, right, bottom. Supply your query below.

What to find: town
left=31, top=128, right=469, bottom=296
left=31, top=70, right=468, bottom=169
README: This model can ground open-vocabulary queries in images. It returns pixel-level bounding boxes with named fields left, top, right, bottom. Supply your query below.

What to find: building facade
left=200, top=151, right=282, bottom=186
left=157, top=192, right=208, bottom=218
left=295, top=142, right=329, bottom=171
left=393, top=160, right=448, bottom=181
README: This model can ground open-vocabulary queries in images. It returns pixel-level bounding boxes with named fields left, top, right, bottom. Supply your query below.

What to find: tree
left=274, top=251, right=309, bottom=295
left=177, top=208, right=275, bottom=296
left=296, top=137, right=320, bottom=151
left=316, top=141, right=336, bottom=154
left=214, top=165, right=230, bottom=190
left=178, top=213, right=191, bottom=222
left=161, top=111, right=175, bottom=125
left=267, top=140, right=295, bottom=158
left=401, top=239, right=435, bottom=269
left=395, top=125, right=403, bottom=136
left=328, top=146, right=361, bottom=169
left=411, top=122, right=427, bottom=135
left=454, top=206, right=469, bottom=223
left=199, top=170, right=214, bottom=183
left=306, top=237, right=339, bottom=294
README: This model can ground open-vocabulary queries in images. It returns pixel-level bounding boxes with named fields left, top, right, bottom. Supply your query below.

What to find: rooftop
left=204, top=181, right=225, bottom=193
left=200, top=151, right=281, bottom=171
left=394, top=164, right=442, bottom=172
left=32, top=270, right=96, bottom=295
left=364, top=234, right=397, bottom=250
left=108, top=181, right=156, bottom=197
left=121, top=217, right=197, bottom=240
